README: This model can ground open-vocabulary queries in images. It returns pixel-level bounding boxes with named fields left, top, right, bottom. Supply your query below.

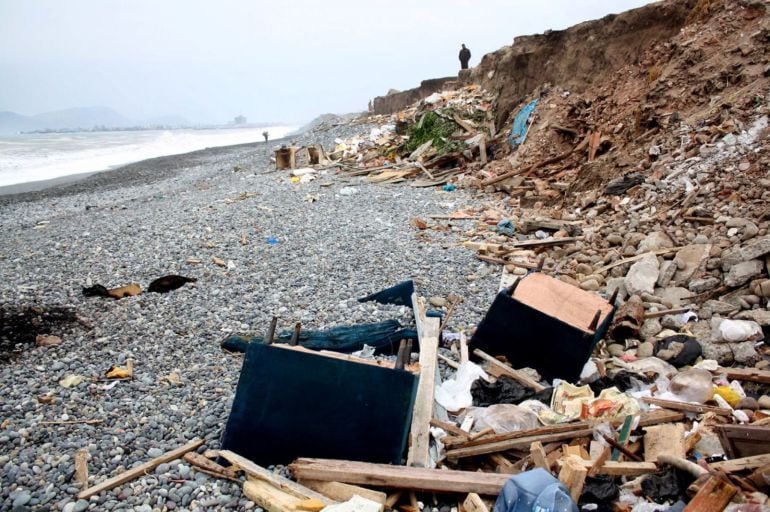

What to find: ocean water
left=0, top=126, right=298, bottom=187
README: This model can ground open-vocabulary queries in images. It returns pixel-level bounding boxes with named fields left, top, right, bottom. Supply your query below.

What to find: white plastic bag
left=434, top=361, right=488, bottom=412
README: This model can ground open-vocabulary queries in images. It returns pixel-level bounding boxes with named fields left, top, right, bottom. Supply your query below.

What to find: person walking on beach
left=459, top=44, right=471, bottom=70
left=262, top=130, right=269, bottom=143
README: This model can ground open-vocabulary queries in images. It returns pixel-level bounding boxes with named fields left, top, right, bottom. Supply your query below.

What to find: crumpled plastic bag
left=716, top=319, right=763, bottom=342
left=668, top=368, right=713, bottom=404
left=519, top=399, right=568, bottom=425
left=59, top=374, right=85, bottom=388
left=613, top=356, right=677, bottom=378
left=459, top=403, right=539, bottom=434
left=434, top=361, right=488, bottom=412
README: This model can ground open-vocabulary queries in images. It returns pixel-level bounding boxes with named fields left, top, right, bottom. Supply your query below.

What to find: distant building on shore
left=233, top=115, right=247, bottom=125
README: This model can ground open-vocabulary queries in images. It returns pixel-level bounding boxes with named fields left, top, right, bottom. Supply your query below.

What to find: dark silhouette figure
left=459, top=44, right=471, bottom=70
left=262, top=130, right=269, bottom=143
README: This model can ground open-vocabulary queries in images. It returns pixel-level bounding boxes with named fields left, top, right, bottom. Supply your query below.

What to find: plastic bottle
left=492, top=469, right=579, bottom=512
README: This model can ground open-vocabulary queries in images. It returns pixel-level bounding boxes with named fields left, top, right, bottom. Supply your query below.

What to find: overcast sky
left=0, top=1, right=653, bottom=125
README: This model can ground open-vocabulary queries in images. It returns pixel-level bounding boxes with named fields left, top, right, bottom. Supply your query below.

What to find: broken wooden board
left=574, top=460, right=657, bottom=476
left=718, top=367, right=770, bottom=384
left=445, top=429, right=595, bottom=460
left=299, top=480, right=387, bottom=506
left=407, top=293, right=441, bottom=468
left=289, top=458, right=510, bottom=495
left=558, top=455, right=587, bottom=502
left=683, top=475, right=737, bottom=512
left=715, top=425, right=770, bottom=459
left=78, top=438, right=203, bottom=499
left=444, top=410, right=684, bottom=451
left=473, top=349, right=545, bottom=391
left=644, top=423, right=686, bottom=462
left=710, top=453, right=770, bottom=473
left=220, top=450, right=335, bottom=504
left=642, top=397, right=732, bottom=416
left=244, top=479, right=301, bottom=512
left=462, top=493, right=490, bottom=512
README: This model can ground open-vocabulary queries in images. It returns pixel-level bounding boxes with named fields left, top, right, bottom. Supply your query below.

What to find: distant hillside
left=0, top=106, right=136, bottom=134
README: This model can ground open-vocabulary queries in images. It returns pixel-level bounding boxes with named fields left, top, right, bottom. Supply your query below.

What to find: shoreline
left=0, top=136, right=290, bottom=205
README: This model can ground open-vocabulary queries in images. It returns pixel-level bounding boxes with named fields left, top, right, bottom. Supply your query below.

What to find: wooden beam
left=445, top=410, right=684, bottom=452
left=718, top=367, right=770, bottom=384
left=183, top=452, right=240, bottom=482
left=558, top=456, right=587, bottom=502
left=407, top=293, right=441, bottom=467
left=243, top=479, right=301, bottom=512
left=710, top=454, right=770, bottom=473
left=78, top=438, right=203, bottom=499
left=644, top=423, right=687, bottom=463
left=530, top=441, right=550, bottom=470
left=575, top=460, right=657, bottom=476
left=473, top=349, right=545, bottom=391
left=683, top=475, right=737, bottom=512
left=445, top=429, right=594, bottom=460
left=642, top=397, right=732, bottom=416
left=289, top=458, right=510, bottom=496
left=74, top=448, right=89, bottom=489
left=219, top=450, right=334, bottom=504
left=299, top=480, right=387, bottom=505
left=463, top=493, right=490, bottom=512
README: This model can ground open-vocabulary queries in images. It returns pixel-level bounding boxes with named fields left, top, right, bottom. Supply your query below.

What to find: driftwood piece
left=219, top=450, right=334, bottom=504
left=407, top=293, right=441, bottom=467
left=683, top=475, right=737, bottom=512
left=289, top=458, right=509, bottom=495
left=299, top=480, right=387, bottom=505
left=78, top=438, right=203, bottom=499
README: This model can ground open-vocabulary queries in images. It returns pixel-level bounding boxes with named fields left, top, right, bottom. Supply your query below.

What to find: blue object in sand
left=496, top=219, right=516, bottom=237
left=266, top=236, right=279, bottom=245
left=509, top=98, right=539, bottom=148
left=443, top=184, right=456, bottom=192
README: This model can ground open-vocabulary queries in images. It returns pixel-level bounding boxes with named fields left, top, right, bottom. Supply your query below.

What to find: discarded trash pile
left=72, top=270, right=770, bottom=511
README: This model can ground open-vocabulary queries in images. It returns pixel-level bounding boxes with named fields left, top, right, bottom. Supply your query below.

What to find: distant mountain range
left=0, top=106, right=190, bottom=134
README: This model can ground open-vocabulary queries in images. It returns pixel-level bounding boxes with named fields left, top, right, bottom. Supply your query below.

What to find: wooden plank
left=558, top=456, right=587, bottom=502
left=183, top=452, right=240, bottom=481
left=575, top=460, right=657, bottom=476
left=446, top=410, right=684, bottom=451
left=683, top=475, right=737, bottom=512
left=715, top=425, right=770, bottom=459
left=430, top=419, right=470, bottom=440
left=473, top=349, right=545, bottom=391
left=710, top=454, right=770, bottom=473
left=219, top=450, right=335, bottom=504
left=78, top=438, right=203, bottom=499
left=459, top=332, right=469, bottom=365
left=445, top=429, right=595, bottom=460
left=530, top=441, right=550, bottom=470
left=463, top=493, right=490, bottom=512
left=642, top=397, right=732, bottom=416
left=719, top=367, right=770, bottom=384
left=596, top=248, right=682, bottom=274
left=74, top=448, right=88, bottom=488
left=407, top=293, right=441, bottom=467
left=747, top=464, right=770, bottom=492
left=243, top=479, right=300, bottom=512
left=299, top=480, right=387, bottom=505
left=588, top=447, right=612, bottom=477
left=289, top=458, right=510, bottom=496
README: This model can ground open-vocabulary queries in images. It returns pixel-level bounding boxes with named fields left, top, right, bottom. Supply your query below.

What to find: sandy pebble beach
left=0, top=124, right=500, bottom=511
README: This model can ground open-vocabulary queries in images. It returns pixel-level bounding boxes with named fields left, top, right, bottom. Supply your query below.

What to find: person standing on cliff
left=459, top=44, right=471, bottom=70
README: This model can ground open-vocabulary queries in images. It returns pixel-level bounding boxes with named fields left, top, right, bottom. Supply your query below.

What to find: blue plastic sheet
left=508, top=99, right=539, bottom=148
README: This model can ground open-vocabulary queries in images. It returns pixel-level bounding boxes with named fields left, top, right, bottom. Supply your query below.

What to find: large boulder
left=724, top=260, right=764, bottom=287
left=721, top=235, right=770, bottom=271
left=625, top=253, right=660, bottom=295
